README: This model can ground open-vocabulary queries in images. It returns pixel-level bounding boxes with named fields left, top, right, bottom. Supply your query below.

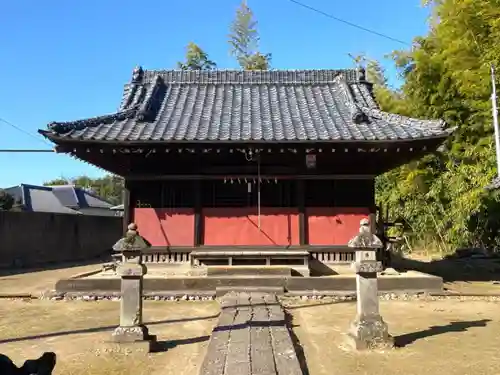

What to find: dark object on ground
left=0, top=352, right=56, bottom=375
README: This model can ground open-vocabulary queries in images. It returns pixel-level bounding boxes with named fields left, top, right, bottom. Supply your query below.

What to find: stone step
left=215, top=286, right=285, bottom=297
left=198, top=292, right=303, bottom=375
left=207, top=266, right=292, bottom=277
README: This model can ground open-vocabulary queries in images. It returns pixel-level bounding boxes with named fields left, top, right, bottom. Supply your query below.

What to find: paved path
left=199, top=292, right=303, bottom=375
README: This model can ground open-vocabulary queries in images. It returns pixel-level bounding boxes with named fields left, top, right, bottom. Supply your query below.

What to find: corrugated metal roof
left=40, top=68, right=450, bottom=143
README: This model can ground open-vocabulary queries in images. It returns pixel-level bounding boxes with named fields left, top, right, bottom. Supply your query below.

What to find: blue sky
left=0, top=0, right=431, bottom=187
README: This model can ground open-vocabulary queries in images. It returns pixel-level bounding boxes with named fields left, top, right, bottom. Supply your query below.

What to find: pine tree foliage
left=375, top=0, right=500, bottom=252
left=228, top=0, right=271, bottom=70
left=0, top=189, right=14, bottom=211
left=177, top=42, right=216, bottom=70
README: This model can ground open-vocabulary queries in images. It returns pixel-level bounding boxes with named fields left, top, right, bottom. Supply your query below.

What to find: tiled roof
left=5, top=185, right=80, bottom=214
left=51, top=185, right=114, bottom=209
left=4, top=184, right=113, bottom=214
left=40, top=67, right=451, bottom=143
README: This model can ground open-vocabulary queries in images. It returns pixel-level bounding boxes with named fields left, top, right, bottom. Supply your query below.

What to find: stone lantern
left=110, top=223, right=156, bottom=352
left=346, top=218, right=394, bottom=350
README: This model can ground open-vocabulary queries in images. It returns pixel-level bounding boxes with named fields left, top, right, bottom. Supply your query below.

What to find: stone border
left=18, top=290, right=500, bottom=302
left=281, top=293, right=500, bottom=303
left=54, top=272, right=444, bottom=294
left=3, top=288, right=500, bottom=302
left=2, top=294, right=500, bottom=303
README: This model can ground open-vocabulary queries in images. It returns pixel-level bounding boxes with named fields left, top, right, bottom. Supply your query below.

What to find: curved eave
left=39, top=131, right=113, bottom=174
left=39, top=131, right=453, bottom=146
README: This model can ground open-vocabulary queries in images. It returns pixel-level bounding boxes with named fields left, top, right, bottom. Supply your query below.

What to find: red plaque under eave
left=307, top=207, right=370, bottom=246
left=203, top=207, right=300, bottom=246
left=133, top=208, right=195, bottom=246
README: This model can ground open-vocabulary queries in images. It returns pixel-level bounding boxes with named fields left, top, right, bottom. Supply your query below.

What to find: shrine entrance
left=201, top=178, right=299, bottom=247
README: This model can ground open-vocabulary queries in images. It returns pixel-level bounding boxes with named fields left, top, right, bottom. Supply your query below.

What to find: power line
left=1, top=2, right=410, bottom=154
left=0, top=149, right=54, bottom=153
left=286, top=0, right=411, bottom=46
left=0, top=117, right=52, bottom=146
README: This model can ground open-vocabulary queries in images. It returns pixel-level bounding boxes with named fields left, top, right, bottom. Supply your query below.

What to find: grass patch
left=0, top=300, right=219, bottom=375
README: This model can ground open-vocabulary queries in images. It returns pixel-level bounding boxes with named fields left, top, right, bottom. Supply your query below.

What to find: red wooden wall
left=306, top=207, right=370, bottom=245
left=134, top=206, right=369, bottom=247
left=203, top=208, right=300, bottom=246
left=134, top=208, right=195, bottom=246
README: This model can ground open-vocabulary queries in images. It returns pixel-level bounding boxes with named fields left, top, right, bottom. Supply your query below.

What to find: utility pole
left=491, top=64, right=500, bottom=177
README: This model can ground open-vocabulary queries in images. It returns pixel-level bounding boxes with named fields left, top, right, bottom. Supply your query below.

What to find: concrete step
left=207, top=266, right=291, bottom=277
left=215, top=286, right=285, bottom=297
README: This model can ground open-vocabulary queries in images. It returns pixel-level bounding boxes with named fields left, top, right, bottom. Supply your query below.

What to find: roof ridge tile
left=138, top=69, right=359, bottom=85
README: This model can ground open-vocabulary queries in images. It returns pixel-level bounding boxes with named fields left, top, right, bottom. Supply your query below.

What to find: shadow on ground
left=285, top=311, right=310, bottom=375
left=0, top=314, right=220, bottom=344
left=391, top=252, right=500, bottom=283
left=285, top=299, right=354, bottom=310
left=152, top=335, right=211, bottom=353
left=395, top=319, right=491, bottom=347
left=0, top=256, right=109, bottom=278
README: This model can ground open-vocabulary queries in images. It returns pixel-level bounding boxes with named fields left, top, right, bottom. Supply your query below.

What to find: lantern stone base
left=346, top=315, right=394, bottom=351
left=110, top=325, right=157, bottom=353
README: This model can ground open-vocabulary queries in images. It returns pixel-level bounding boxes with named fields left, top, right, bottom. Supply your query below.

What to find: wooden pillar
left=297, top=179, right=308, bottom=246
left=194, top=179, right=203, bottom=246
left=369, top=205, right=377, bottom=234
left=122, top=180, right=131, bottom=234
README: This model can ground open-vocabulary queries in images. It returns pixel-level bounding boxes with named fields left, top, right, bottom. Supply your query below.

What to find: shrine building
left=39, top=67, right=451, bottom=275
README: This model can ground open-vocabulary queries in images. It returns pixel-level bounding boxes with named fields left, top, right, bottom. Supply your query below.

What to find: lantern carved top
left=348, top=219, right=382, bottom=249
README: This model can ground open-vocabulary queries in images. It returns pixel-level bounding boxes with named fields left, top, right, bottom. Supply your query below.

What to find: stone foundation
left=346, top=315, right=394, bottom=350
left=55, top=271, right=444, bottom=295
left=111, top=325, right=156, bottom=343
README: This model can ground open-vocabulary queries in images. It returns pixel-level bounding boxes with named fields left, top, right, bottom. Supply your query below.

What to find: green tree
left=177, top=42, right=216, bottom=70
left=0, top=189, right=14, bottom=211
left=374, top=0, right=500, bottom=252
left=44, top=177, right=70, bottom=186
left=228, top=0, right=271, bottom=70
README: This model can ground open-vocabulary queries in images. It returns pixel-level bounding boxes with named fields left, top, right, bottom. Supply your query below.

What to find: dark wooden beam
left=125, top=174, right=376, bottom=181
left=296, top=179, right=308, bottom=246
left=194, top=179, right=203, bottom=246
left=54, top=139, right=442, bottom=155
left=53, top=138, right=447, bottom=178
left=122, top=181, right=131, bottom=234
left=142, top=245, right=357, bottom=254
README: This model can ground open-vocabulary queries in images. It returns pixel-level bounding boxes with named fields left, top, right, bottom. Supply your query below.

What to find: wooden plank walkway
left=198, top=292, right=304, bottom=375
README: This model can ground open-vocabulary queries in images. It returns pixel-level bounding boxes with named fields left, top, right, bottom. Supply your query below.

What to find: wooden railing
left=309, top=250, right=355, bottom=263
left=140, top=246, right=362, bottom=265
left=142, top=248, right=190, bottom=264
